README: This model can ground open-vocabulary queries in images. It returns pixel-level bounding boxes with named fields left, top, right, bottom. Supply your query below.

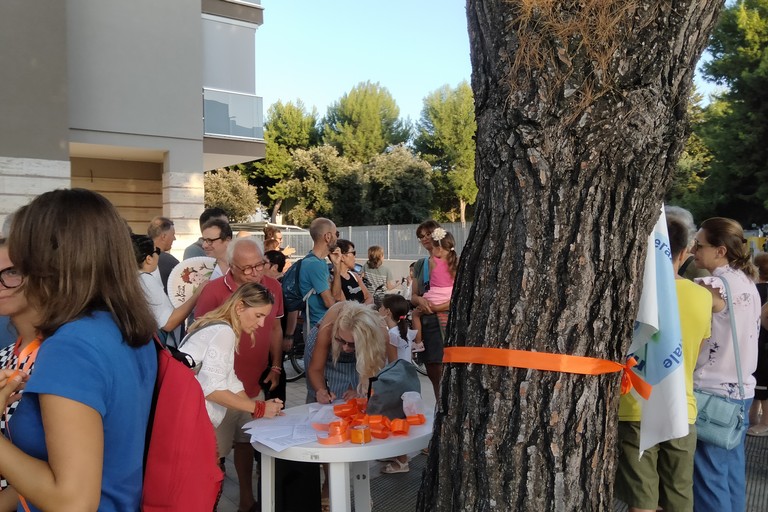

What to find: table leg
left=350, top=461, right=371, bottom=512
left=260, top=453, right=275, bottom=512
left=327, top=461, right=351, bottom=512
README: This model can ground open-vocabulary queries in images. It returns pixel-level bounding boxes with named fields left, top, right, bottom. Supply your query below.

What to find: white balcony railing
left=203, top=88, right=264, bottom=140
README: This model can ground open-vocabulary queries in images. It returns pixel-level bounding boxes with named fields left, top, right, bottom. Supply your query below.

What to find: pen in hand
left=324, top=378, right=335, bottom=404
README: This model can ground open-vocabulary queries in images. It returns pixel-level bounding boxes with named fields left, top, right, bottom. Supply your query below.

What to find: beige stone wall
left=0, top=157, right=71, bottom=233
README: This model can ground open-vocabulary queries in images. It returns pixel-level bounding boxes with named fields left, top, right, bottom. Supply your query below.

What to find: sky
left=256, top=0, right=472, bottom=123
left=256, top=1, right=722, bottom=124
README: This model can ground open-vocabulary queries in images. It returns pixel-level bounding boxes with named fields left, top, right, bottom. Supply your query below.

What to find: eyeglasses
left=202, top=236, right=223, bottom=245
left=334, top=335, right=355, bottom=349
left=417, top=233, right=432, bottom=240
left=232, top=261, right=268, bottom=274
left=153, top=247, right=162, bottom=256
left=343, top=250, right=356, bottom=256
left=326, top=231, right=340, bottom=238
left=692, top=239, right=715, bottom=250
left=0, top=267, right=23, bottom=289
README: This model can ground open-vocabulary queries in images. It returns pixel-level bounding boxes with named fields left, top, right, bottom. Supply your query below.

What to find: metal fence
left=249, top=222, right=473, bottom=261
left=338, top=222, right=472, bottom=261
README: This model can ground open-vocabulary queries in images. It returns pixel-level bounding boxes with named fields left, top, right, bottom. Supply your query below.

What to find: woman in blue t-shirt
left=0, top=189, right=158, bottom=512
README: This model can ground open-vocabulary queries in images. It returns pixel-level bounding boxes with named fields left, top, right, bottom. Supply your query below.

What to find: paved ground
left=219, top=377, right=768, bottom=512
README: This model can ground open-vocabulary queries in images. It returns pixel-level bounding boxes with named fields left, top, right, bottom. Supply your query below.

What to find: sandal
left=321, top=496, right=330, bottom=512
left=381, top=459, right=409, bottom=474
left=747, top=424, right=768, bottom=436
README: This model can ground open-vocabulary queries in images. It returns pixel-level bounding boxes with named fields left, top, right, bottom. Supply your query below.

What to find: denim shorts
left=693, top=397, right=752, bottom=512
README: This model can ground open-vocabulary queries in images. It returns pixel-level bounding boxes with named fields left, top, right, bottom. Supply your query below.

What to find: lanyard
left=3, top=337, right=40, bottom=512
left=7, top=336, right=41, bottom=377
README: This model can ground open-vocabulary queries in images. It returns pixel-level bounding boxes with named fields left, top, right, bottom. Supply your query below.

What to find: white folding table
left=253, top=403, right=433, bottom=512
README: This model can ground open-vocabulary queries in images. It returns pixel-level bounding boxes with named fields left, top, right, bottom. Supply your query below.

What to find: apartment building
left=0, top=0, right=265, bottom=247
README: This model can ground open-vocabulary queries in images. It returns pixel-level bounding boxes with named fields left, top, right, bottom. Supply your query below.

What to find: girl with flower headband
left=412, top=228, right=457, bottom=349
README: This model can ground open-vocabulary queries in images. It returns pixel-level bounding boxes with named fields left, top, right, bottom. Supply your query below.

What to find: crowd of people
left=616, top=210, right=766, bottom=512
left=0, top=187, right=765, bottom=511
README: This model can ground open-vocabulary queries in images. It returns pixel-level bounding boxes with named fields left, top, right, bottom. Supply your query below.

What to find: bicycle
left=283, top=323, right=306, bottom=382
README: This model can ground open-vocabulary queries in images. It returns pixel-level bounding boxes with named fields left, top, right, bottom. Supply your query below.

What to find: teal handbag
left=694, top=276, right=747, bottom=450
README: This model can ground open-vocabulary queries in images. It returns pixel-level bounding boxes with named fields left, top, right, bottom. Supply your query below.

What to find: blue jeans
left=693, top=397, right=752, bottom=512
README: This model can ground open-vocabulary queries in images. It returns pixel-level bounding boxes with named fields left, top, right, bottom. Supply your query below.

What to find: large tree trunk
left=418, top=1, right=722, bottom=510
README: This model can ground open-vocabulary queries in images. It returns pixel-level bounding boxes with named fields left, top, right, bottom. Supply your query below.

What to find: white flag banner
left=627, top=206, right=689, bottom=454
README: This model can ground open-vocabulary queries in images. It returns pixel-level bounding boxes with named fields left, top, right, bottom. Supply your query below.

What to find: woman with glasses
left=0, top=238, right=41, bottom=496
left=689, top=217, right=760, bottom=512
left=0, top=189, right=158, bottom=512
left=331, top=239, right=372, bottom=305
left=304, top=301, right=396, bottom=404
left=131, top=234, right=207, bottom=346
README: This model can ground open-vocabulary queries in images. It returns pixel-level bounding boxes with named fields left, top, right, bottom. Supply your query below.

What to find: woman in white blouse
left=132, top=234, right=205, bottom=345
left=690, top=217, right=760, bottom=512
left=180, top=282, right=283, bottom=429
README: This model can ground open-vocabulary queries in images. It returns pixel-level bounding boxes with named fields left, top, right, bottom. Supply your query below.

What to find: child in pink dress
left=412, top=228, right=457, bottom=349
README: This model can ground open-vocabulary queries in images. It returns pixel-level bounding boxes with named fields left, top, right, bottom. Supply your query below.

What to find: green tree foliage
left=322, top=81, right=411, bottom=163
left=204, top=169, right=261, bottom=222
left=413, top=81, right=477, bottom=223
left=365, top=145, right=434, bottom=224
left=694, top=0, right=768, bottom=225
left=240, top=100, right=319, bottom=220
left=280, top=145, right=363, bottom=227
left=667, top=89, right=713, bottom=212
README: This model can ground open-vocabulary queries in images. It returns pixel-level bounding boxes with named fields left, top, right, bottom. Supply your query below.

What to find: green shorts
left=615, top=421, right=696, bottom=512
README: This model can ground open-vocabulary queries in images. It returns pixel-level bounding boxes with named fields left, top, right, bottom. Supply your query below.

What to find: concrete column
left=163, top=170, right=205, bottom=259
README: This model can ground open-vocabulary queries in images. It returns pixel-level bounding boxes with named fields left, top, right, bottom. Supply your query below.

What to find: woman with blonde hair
left=690, top=217, right=760, bottom=512
left=304, top=301, right=397, bottom=404
left=178, top=282, right=282, bottom=511
left=0, top=188, right=159, bottom=511
left=180, top=282, right=283, bottom=430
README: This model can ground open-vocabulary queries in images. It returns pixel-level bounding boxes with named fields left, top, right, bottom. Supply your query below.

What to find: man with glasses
left=298, top=218, right=342, bottom=331
left=183, top=207, right=229, bottom=260
left=201, top=218, right=233, bottom=279
left=194, top=237, right=284, bottom=512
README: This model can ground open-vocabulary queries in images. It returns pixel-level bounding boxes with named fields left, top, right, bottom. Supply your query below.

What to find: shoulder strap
left=678, top=255, right=694, bottom=277
left=719, top=276, right=745, bottom=400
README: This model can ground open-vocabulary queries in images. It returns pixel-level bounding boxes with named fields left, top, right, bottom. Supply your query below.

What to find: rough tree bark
left=417, top=1, right=723, bottom=510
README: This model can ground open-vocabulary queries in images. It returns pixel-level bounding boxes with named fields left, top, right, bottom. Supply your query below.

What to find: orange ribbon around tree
left=442, top=346, right=652, bottom=399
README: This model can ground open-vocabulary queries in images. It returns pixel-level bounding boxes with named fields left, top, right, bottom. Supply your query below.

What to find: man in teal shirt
left=299, top=217, right=341, bottom=328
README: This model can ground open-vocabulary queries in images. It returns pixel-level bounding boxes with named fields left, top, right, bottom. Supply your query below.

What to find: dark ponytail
left=382, top=294, right=410, bottom=343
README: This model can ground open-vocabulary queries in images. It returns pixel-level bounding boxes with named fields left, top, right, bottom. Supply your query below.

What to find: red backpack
left=141, top=340, right=223, bottom=511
